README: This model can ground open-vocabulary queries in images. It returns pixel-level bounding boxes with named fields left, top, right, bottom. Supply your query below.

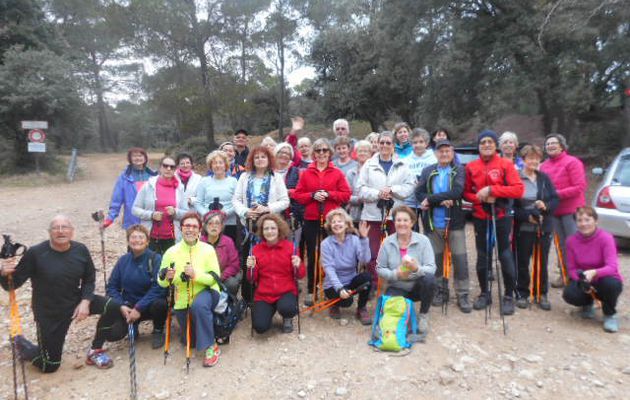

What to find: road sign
left=28, top=129, right=46, bottom=143
left=21, top=121, right=48, bottom=130
left=28, top=143, right=46, bottom=153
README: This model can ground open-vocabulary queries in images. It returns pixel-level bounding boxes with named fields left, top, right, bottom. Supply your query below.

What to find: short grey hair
left=297, top=137, right=311, bottom=147
left=49, top=214, right=74, bottom=230
left=333, top=119, right=349, bottom=132
left=378, top=131, right=395, bottom=141
left=365, top=132, right=379, bottom=142
left=312, top=138, right=332, bottom=151
left=261, top=136, right=277, bottom=148
left=274, top=142, right=294, bottom=159
left=499, top=131, right=519, bottom=147
left=545, top=133, right=569, bottom=151
left=354, top=140, right=371, bottom=152
left=411, top=128, right=430, bottom=143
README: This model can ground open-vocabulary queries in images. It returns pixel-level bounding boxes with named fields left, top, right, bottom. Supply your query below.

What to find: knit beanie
left=477, top=130, right=498, bottom=146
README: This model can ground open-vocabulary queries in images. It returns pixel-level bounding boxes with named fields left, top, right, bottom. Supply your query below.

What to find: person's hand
left=247, top=256, right=256, bottom=269
left=379, top=187, right=393, bottom=200
left=358, top=221, right=370, bottom=238
left=165, top=206, right=176, bottom=216
left=291, top=116, right=304, bottom=131
left=127, top=308, right=141, bottom=323
left=164, top=268, right=176, bottom=281
left=102, top=219, right=113, bottom=229
left=528, top=215, right=539, bottom=224
left=254, top=205, right=270, bottom=215
left=403, top=256, right=419, bottom=272
left=72, top=300, right=90, bottom=322
left=291, top=255, right=301, bottom=268
left=476, top=186, right=491, bottom=201
left=486, top=196, right=496, bottom=204
left=184, top=264, right=195, bottom=280
left=583, top=269, right=597, bottom=282
left=534, top=200, right=546, bottom=211
left=120, top=305, right=133, bottom=319
left=0, top=260, right=17, bottom=277
left=398, top=267, right=412, bottom=280
left=441, top=199, right=453, bottom=208
left=313, top=191, right=327, bottom=202
left=339, top=289, right=350, bottom=299
left=152, top=211, right=163, bottom=221
left=187, top=197, right=196, bottom=207
left=420, top=198, right=430, bottom=211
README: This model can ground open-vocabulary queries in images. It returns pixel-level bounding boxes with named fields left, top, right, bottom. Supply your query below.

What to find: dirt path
left=1, top=153, right=629, bottom=400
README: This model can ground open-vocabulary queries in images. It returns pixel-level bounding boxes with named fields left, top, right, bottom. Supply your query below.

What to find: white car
left=592, top=147, right=630, bottom=239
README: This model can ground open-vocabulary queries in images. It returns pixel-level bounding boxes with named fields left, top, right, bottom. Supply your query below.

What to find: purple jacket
left=566, top=228, right=623, bottom=283
left=321, top=234, right=370, bottom=291
left=540, top=151, right=586, bottom=216
left=108, top=166, right=157, bottom=228
left=204, top=234, right=240, bottom=280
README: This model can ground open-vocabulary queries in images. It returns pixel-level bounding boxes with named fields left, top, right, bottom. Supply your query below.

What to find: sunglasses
left=162, top=163, right=176, bottom=170
left=314, top=148, right=330, bottom=153
left=379, top=141, right=393, bottom=145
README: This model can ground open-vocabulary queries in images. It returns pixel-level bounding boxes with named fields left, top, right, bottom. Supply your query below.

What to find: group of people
left=0, top=119, right=624, bottom=375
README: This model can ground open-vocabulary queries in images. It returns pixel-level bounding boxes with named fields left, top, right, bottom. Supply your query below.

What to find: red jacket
left=291, top=162, right=352, bottom=221
left=463, top=153, right=524, bottom=219
left=249, top=239, right=305, bottom=303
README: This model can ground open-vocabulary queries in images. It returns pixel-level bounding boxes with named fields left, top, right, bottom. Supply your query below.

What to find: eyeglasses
left=162, top=164, right=176, bottom=170
left=379, top=141, right=393, bottom=145
left=314, top=148, right=329, bottom=153
left=545, top=142, right=560, bottom=147
left=182, top=224, right=200, bottom=229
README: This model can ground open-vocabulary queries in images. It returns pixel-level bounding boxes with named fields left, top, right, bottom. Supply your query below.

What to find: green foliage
left=165, top=136, right=214, bottom=168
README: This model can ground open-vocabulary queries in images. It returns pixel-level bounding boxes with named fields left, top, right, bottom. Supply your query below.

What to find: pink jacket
left=566, top=228, right=623, bottom=283
left=540, top=151, right=586, bottom=216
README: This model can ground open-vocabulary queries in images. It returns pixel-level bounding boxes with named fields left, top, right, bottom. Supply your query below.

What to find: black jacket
left=415, top=162, right=466, bottom=232
left=513, top=170, right=559, bottom=233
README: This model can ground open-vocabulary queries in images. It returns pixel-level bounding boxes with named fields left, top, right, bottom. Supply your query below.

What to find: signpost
left=22, top=121, right=48, bottom=174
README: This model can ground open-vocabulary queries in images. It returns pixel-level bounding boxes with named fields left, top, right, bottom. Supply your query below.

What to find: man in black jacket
left=416, top=140, right=472, bottom=313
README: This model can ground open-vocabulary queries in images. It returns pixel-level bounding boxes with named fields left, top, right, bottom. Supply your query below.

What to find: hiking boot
left=329, top=305, right=341, bottom=320
left=550, top=275, right=565, bottom=288
left=86, top=349, right=113, bottom=369
left=501, top=296, right=515, bottom=316
left=203, top=343, right=220, bottom=367
left=356, top=307, right=371, bottom=325
left=151, top=329, right=165, bottom=349
left=432, top=290, right=444, bottom=306
left=473, top=293, right=491, bottom=310
left=516, top=297, right=529, bottom=309
left=538, top=295, right=551, bottom=311
left=14, top=335, right=39, bottom=362
left=603, top=314, right=619, bottom=333
left=282, top=318, right=294, bottom=333
left=580, top=304, right=596, bottom=319
left=456, top=294, right=472, bottom=314
left=418, top=313, right=430, bottom=334
left=304, top=294, right=314, bottom=307
left=217, top=336, right=230, bottom=345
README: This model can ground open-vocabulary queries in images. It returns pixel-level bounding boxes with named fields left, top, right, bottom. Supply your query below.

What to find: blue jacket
left=108, top=166, right=157, bottom=228
left=106, top=249, right=167, bottom=312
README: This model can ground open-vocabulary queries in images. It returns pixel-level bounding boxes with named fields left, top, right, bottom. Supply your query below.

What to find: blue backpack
left=368, top=295, right=420, bottom=352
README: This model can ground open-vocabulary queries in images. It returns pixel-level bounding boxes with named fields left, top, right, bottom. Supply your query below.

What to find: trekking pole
left=91, top=210, right=108, bottom=289
left=248, top=218, right=256, bottom=338
left=161, top=263, right=175, bottom=365
left=308, top=282, right=370, bottom=314
left=312, top=203, right=325, bottom=305
left=529, top=225, right=543, bottom=305
left=8, top=275, right=29, bottom=400
left=484, top=217, right=492, bottom=325
left=553, top=233, right=568, bottom=285
left=182, top=266, right=193, bottom=374
left=490, top=204, right=507, bottom=335
left=292, top=216, right=301, bottom=335
left=376, top=201, right=393, bottom=298
left=128, top=323, right=138, bottom=400
left=442, top=213, right=452, bottom=316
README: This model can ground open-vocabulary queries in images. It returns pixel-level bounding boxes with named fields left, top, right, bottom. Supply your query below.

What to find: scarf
left=246, top=172, right=272, bottom=208
left=177, top=169, right=192, bottom=186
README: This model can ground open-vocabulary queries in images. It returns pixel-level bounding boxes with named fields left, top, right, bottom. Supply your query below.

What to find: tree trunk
left=623, top=81, right=630, bottom=147
left=90, top=51, right=114, bottom=152
left=277, top=18, right=286, bottom=141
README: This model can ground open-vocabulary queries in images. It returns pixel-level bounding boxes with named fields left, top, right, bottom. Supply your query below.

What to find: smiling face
left=412, top=136, right=429, bottom=156
left=298, top=141, right=312, bottom=159
left=222, top=144, right=235, bottom=161
left=48, top=216, right=74, bottom=250
left=128, top=230, right=149, bottom=255
left=234, top=133, right=248, bottom=149
left=130, top=151, right=146, bottom=169
left=253, top=152, right=269, bottom=172
left=178, top=157, right=193, bottom=173
left=262, top=219, right=279, bottom=243
left=356, top=145, right=371, bottom=164
left=545, top=137, right=562, bottom=158
left=275, top=148, right=292, bottom=170
left=501, top=140, right=517, bottom=157
left=434, top=130, right=448, bottom=142
left=523, top=153, right=540, bottom=173
left=313, top=145, right=331, bottom=164
left=436, top=145, right=454, bottom=165
left=478, top=138, right=497, bottom=159
left=211, top=157, right=226, bottom=177
left=394, top=210, right=413, bottom=236
left=396, top=127, right=410, bottom=144
left=160, top=157, right=177, bottom=179
left=330, top=215, right=347, bottom=236
left=335, top=144, right=350, bottom=160
left=379, top=136, right=394, bottom=158
left=205, top=215, right=224, bottom=239
left=335, top=123, right=349, bottom=137
left=181, top=217, right=201, bottom=244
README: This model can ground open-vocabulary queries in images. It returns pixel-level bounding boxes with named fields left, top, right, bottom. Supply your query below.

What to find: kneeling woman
left=321, top=208, right=372, bottom=324
left=202, top=210, right=241, bottom=295
left=158, top=212, right=223, bottom=367
left=376, top=206, right=436, bottom=334
left=247, top=214, right=305, bottom=334
left=562, top=206, right=624, bottom=333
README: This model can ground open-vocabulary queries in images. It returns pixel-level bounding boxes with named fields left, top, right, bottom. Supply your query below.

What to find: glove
left=102, top=219, right=113, bottom=228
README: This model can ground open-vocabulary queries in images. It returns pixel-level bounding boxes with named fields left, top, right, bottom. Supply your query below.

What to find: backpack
left=368, top=295, right=419, bottom=352
left=209, top=271, right=247, bottom=342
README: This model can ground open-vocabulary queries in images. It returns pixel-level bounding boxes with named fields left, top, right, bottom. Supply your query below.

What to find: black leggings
left=385, top=274, right=437, bottom=314
left=91, top=297, right=168, bottom=349
left=149, top=238, right=175, bottom=255
left=303, top=219, right=327, bottom=295
left=251, top=293, right=298, bottom=334
left=473, top=217, right=516, bottom=296
left=516, top=230, right=551, bottom=298
left=323, top=273, right=372, bottom=309
left=562, top=277, right=623, bottom=316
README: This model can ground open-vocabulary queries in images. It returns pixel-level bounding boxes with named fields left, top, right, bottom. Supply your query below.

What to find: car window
left=457, top=153, right=479, bottom=165
left=612, top=155, right=630, bottom=186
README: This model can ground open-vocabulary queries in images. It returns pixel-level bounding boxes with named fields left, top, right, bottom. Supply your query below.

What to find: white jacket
left=357, top=154, right=415, bottom=221
left=177, top=171, right=202, bottom=208
left=232, top=171, right=289, bottom=224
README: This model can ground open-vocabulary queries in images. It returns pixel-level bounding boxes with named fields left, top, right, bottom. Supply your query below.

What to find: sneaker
left=282, top=318, right=294, bottom=333
left=580, top=304, right=596, bottom=319
left=14, top=335, right=39, bottom=362
left=203, top=344, right=220, bottom=367
left=418, top=313, right=430, bottom=334
left=217, top=336, right=230, bottom=345
left=501, top=296, right=515, bottom=316
left=516, top=297, right=529, bottom=309
left=151, top=329, right=165, bottom=349
left=432, top=290, right=444, bottom=306
left=603, top=314, right=619, bottom=333
left=473, top=293, right=491, bottom=310
left=329, top=305, right=341, bottom=320
left=304, top=294, right=314, bottom=307
left=356, top=307, right=371, bottom=325
left=550, top=275, right=565, bottom=288
left=456, top=294, right=472, bottom=314
left=538, top=295, right=551, bottom=311
left=86, top=349, right=113, bottom=369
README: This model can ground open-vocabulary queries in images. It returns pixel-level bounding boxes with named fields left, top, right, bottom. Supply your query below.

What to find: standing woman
left=195, top=150, right=238, bottom=243
left=321, top=208, right=372, bottom=324
left=513, top=145, right=559, bottom=310
left=292, top=138, right=352, bottom=305
left=175, top=153, right=202, bottom=208
left=132, top=155, right=188, bottom=254
left=158, top=212, right=222, bottom=367
left=201, top=211, right=241, bottom=296
left=219, top=141, right=245, bottom=179
left=356, top=131, right=415, bottom=290
left=540, top=133, right=587, bottom=287
left=346, top=140, right=372, bottom=223
left=247, top=214, right=305, bottom=334
left=393, top=122, right=413, bottom=159
left=274, top=142, right=304, bottom=235
left=104, top=147, right=156, bottom=229
left=499, top=131, right=524, bottom=170
left=365, top=133, right=379, bottom=155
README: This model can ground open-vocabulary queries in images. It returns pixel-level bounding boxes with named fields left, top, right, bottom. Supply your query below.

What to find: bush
left=165, top=136, right=216, bottom=168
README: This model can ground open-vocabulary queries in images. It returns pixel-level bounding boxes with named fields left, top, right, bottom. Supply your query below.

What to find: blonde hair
left=206, top=150, right=229, bottom=169
left=324, top=208, right=357, bottom=235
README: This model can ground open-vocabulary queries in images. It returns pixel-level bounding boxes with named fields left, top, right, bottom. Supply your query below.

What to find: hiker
left=513, top=145, right=559, bottom=310
left=201, top=211, right=241, bottom=296
left=247, top=214, right=305, bottom=334
left=175, top=152, right=202, bottom=208
left=376, top=206, right=437, bottom=334
left=404, top=128, right=437, bottom=227
left=499, top=131, right=524, bottom=170
left=333, top=136, right=359, bottom=180
left=157, top=212, right=222, bottom=367
left=562, top=206, right=624, bottom=333
left=233, top=129, right=250, bottom=168
left=104, top=147, right=156, bottom=229
left=218, top=141, right=245, bottom=179
left=416, top=139, right=472, bottom=313
left=0, top=215, right=97, bottom=373
left=321, top=208, right=372, bottom=324
left=132, top=155, right=188, bottom=254
left=365, top=132, right=379, bottom=155
left=297, top=137, right=313, bottom=168
left=86, top=224, right=168, bottom=368
left=346, top=140, right=373, bottom=223
left=540, top=133, right=587, bottom=288
left=292, top=138, right=352, bottom=306
left=393, top=122, right=413, bottom=159
left=274, top=142, right=305, bottom=254
left=261, top=136, right=278, bottom=154
left=195, top=150, right=238, bottom=243
left=463, top=130, right=524, bottom=315
left=332, top=118, right=356, bottom=158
